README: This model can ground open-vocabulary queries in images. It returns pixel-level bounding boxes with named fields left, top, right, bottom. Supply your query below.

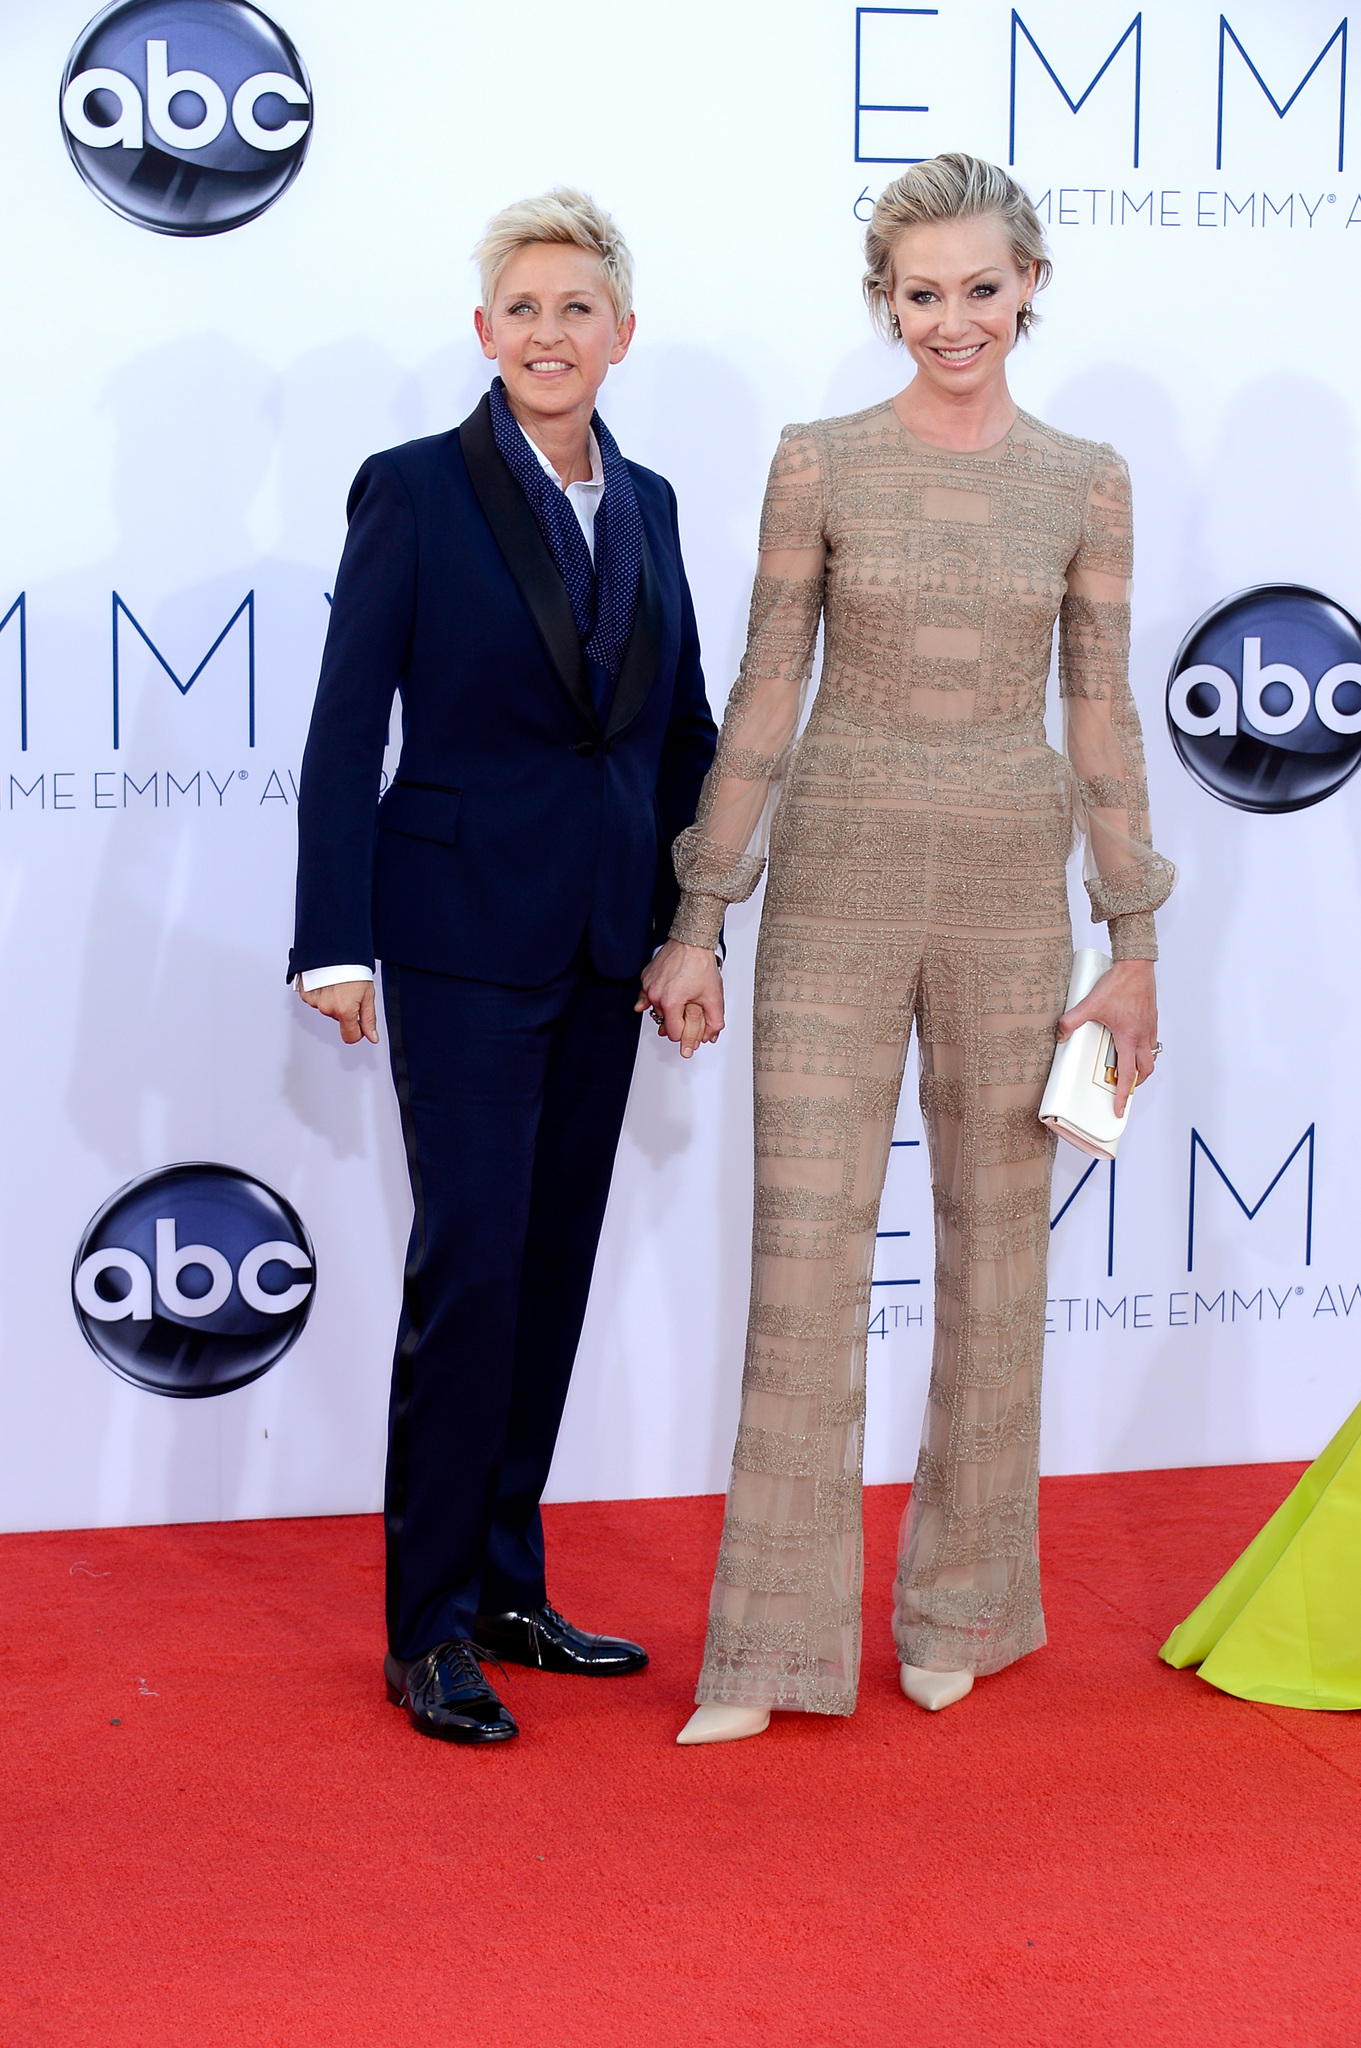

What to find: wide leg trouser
left=381, top=953, right=642, bottom=1661
left=695, top=912, right=1072, bottom=1715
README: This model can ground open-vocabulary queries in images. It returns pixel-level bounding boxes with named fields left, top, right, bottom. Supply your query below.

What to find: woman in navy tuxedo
left=290, top=191, right=719, bottom=1744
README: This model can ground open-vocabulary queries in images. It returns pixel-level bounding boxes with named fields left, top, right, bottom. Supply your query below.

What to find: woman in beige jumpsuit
left=641, top=156, right=1174, bottom=1738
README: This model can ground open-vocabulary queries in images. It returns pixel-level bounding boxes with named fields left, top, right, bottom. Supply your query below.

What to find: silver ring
left=650, top=1007, right=664, bottom=1026
left=1151, top=1041, right=1163, bottom=1056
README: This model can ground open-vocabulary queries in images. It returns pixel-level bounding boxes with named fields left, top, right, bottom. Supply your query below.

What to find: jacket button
left=573, top=739, right=596, bottom=757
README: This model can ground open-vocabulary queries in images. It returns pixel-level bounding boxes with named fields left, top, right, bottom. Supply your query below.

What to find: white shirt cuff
left=299, top=964, right=374, bottom=992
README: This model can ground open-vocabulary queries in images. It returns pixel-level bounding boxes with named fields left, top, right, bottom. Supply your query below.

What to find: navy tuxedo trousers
left=381, top=953, right=643, bottom=1659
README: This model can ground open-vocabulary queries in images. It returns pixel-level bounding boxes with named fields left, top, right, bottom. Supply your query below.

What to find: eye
left=506, top=299, right=535, bottom=315
left=971, top=282, right=999, bottom=298
left=565, top=300, right=593, bottom=314
left=908, top=289, right=937, bottom=306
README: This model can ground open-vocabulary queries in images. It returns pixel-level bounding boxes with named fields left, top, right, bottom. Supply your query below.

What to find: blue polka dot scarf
left=489, top=376, right=642, bottom=721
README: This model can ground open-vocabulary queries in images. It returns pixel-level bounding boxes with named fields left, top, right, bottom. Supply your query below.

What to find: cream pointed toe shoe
left=676, top=1705, right=771, bottom=1745
left=899, top=1665, right=974, bottom=1712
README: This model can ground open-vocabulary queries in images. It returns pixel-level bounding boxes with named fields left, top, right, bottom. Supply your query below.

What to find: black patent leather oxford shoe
left=385, top=1640, right=518, bottom=1744
left=473, top=1603, right=648, bottom=1676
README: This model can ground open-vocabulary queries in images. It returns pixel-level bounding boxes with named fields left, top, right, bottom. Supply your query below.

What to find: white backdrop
left=3, top=0, right=1361, bottom=1532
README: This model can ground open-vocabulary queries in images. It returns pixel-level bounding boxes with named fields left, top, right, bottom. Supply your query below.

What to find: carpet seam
left=1060, top=1570, right=1361, bottom=1792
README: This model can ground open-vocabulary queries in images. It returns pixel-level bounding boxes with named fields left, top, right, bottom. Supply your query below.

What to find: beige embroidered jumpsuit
left=669, top=402, right=1175, bottom=1714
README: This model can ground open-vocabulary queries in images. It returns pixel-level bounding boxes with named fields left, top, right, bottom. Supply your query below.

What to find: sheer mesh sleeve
left=1060, top=449, right=1176, bottom=962
left=668, top=426, right=827, bottom=950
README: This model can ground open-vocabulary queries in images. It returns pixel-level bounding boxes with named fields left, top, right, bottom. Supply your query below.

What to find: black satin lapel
left=604, top=524, right=663, bottom=743
left=458, top=395, right=594, bottom=727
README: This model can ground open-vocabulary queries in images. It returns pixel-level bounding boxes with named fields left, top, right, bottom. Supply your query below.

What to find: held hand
left=1056, top=958, right=1158, bottom=1121
left=296, top=977, right=379, bottom=1047
left=636, top=940, right=725, bottom=1059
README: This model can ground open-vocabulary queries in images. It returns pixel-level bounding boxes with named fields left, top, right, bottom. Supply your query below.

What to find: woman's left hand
left=1056, top=958, right=1159, bottom=1120
left=637, top=939, right=725, bottom=1058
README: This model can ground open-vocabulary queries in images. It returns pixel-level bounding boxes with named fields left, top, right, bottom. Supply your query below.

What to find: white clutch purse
left=1039, top=949, right=1128, bottom=1161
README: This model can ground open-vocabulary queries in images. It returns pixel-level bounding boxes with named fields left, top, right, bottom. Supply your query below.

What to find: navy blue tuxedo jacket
left=289, top=393, right=716, bottom=987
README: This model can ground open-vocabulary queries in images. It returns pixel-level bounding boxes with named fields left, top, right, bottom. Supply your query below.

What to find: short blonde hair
left=473, top=187, right=634, bottom=324
left=863, top=153, right=1052, bottom=342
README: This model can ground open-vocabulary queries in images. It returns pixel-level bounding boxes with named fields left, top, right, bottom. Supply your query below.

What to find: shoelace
left=528, top=1604, right=573, bottom=1666
left=409, top=1638, right=507, bottom=1699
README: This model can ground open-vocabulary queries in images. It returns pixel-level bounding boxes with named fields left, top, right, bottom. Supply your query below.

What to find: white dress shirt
left=300, top=420, right=604, bottom=994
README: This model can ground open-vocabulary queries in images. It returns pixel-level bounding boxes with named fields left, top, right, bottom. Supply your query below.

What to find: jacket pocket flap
left=377, top=782, right=462, bottom=847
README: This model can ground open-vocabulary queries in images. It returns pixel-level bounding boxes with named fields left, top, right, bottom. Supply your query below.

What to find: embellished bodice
left=794, top=403, right=1122, bottom=739
left=670, top=400, right=1173, bottom=958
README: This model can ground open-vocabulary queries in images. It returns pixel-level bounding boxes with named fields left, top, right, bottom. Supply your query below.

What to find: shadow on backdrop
left=53, top=334, right=432, bottom=1521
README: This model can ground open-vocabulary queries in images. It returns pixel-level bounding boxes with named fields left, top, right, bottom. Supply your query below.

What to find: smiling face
left=889, top=213, right=1037, bottom=403
left=474, top=241, right=635, bottom=425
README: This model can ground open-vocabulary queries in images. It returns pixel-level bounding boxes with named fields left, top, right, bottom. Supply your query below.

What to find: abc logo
left=60, top=0, right=312, bottom=237
left=1166, top=584, right=1361, bottom=814
left=73, top=1162, right=315, bottom=1397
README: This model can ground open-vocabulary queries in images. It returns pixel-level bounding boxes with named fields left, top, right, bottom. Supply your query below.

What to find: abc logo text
left=60, top=1, right=312, bottom=237
left=1166, top=585, right=1361, bottom=814
left=73, top=1161, right=315, bottom=1397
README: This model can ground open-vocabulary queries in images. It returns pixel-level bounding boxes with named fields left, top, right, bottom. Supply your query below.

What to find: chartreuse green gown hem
left=1160, top=1397, right=1361, bottom=1712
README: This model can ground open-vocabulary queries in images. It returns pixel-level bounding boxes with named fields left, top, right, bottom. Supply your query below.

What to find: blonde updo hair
left=863, top=153, right=1052, bottom=343
left=473, top=187, right=634, bottom=324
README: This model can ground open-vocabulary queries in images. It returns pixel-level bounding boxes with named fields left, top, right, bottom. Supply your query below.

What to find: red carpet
left=3, top=1468, right=1360, bottom=2047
